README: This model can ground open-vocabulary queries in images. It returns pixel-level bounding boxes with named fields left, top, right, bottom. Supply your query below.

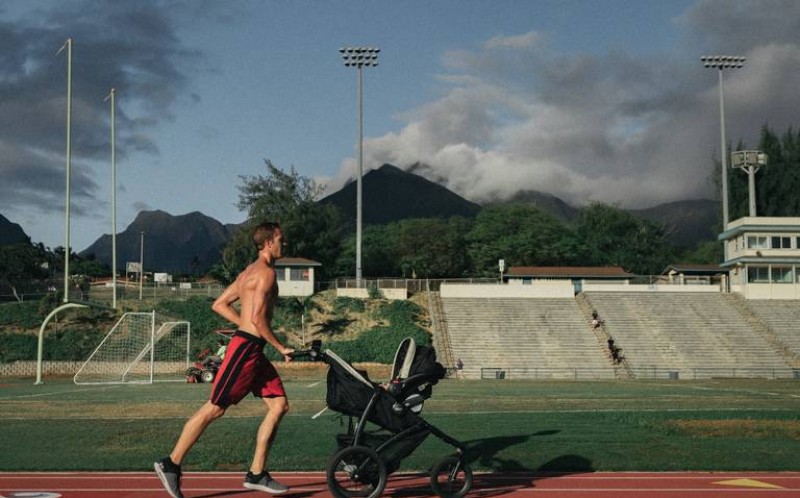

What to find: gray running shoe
left=154, top=457, right=184, bottom=498
left=244, top=470, right=289, bottom=494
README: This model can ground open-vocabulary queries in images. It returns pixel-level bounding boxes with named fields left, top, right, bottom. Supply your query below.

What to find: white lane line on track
left=305, top=380, right=323, bottom=388
left=0, top=385, right=122, bottom=400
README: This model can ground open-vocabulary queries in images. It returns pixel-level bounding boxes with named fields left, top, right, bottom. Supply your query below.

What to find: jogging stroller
left=298, top=338, right=473, bottom=498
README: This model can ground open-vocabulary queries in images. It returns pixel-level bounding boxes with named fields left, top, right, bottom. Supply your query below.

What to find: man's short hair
left=252, top=221, right=281, bottom=250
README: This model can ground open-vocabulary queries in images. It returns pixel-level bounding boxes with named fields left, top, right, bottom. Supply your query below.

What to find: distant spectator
left=607, top=338, right=622, bottom=364
left=591, top=310, right=603, bottom=329
left=455, top=358, right=464, bottom=379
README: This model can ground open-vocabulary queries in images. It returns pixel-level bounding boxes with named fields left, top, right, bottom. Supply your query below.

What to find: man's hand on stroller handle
left=280, top=346, right=295, bottom=362
left=288, top=340, right=324, bottom=361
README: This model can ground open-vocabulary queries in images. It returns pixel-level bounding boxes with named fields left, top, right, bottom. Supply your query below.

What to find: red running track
left=1, top=471, right=799, bottom=498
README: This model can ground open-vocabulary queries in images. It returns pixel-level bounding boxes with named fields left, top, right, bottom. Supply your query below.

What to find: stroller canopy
left=390, top=338, right=446, bottom=408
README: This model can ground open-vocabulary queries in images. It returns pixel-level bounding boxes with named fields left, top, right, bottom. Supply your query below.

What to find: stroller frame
left=299, top=339, right=473, bottom=498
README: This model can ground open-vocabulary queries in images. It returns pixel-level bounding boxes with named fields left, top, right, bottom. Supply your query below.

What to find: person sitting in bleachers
left=591, top=310, right=603, bottom=329
left=607, top=338, right=622, bottom=364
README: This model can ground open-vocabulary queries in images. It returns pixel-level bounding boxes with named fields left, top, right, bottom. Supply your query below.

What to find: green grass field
left=0, top=375, right=798, bottom=473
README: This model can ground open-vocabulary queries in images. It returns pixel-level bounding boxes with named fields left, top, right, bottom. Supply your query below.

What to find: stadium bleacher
left=742, top=299, right=800, bottom=360
left=583, top=292, right=793, bottom=378
left=442, top=297, right=615, bottom=379
left=439, top=291, right=795, bottom=380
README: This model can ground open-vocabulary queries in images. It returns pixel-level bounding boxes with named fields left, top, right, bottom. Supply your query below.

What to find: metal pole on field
left=149, top=310, right=155, bottom=384
left=139, top=231, right=144, bottom=300
left=57, top=38, right=73, bottom=303
left=105, top=89, right=118, bottom=309
left=340, top=46, right=380, bottom=288
left=35, top=302, right=88, bottom=385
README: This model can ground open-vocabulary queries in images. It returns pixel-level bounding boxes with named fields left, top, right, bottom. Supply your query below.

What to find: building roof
left=275, top=257, right=321, bottom=267
left=507, top=266, right=636, bottom=278
left=719, top=216, right=800, bottom=239
left=661, top=264, right=724, bottom=275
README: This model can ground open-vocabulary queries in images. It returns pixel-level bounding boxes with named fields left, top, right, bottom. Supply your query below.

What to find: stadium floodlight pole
left=340, top=46, right=380, bottom=288
left=57, top=38, right=73, bottom=303
left=701, top=55, right=746, bottom=231
left=139, top=231, right=144, bottom=300
left=105, top=89, right=118, bottom=309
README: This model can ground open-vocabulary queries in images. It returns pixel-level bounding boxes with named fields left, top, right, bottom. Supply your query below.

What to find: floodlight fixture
left=731, top=150, right=768, bottom=217
left=701, top=55, right=746, bottom=68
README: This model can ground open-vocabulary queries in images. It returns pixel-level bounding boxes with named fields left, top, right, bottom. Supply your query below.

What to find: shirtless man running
left=155, top=221, right=294, bottom=498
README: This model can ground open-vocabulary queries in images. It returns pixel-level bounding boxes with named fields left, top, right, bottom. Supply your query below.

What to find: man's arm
left=212, top=282, right=242, bottom=328
left=251, top=269, right=294, bottom=359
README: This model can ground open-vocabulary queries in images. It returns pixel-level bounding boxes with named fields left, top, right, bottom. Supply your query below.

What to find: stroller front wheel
left=430, top=456, right=473, bottom=498
left=326, top=445, right=387, bottom=498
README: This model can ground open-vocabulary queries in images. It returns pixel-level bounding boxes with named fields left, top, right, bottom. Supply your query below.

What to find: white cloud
left=327, top=4, right=800, bottom=210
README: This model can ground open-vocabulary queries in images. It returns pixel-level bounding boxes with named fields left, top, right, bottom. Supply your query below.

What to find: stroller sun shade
left=390, top=338, right=446, bottom=405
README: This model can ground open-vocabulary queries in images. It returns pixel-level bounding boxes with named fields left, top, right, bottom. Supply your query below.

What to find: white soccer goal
left=73, top=312, right=191, bottom=385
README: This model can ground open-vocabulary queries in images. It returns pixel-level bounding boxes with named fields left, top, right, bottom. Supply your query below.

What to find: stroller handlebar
left=288, top=339, right=325, bottom=361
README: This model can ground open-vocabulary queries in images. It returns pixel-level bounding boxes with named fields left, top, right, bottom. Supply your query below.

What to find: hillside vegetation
left=0, top=292, right=432, bottom=364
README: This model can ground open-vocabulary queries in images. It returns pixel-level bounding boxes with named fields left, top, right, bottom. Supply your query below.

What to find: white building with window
left=275, top=257, right=321, bottom=297
left=721, top=217, right=800, bottom=299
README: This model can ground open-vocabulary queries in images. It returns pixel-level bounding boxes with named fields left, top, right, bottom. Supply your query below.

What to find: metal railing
left=477, top=366, right=799, bottom=380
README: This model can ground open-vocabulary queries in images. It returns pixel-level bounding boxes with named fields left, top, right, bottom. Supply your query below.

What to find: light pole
left=340, top=46, right=379, bottom=288
left=57, top=38, right=73, bottom=303
left=139, top=231, right=144, bottom=300
left=701, top=55, right=746, bottom=230
left=731, top=150, right=768, bottom=217
left=105, top=89, right=118, bottom=308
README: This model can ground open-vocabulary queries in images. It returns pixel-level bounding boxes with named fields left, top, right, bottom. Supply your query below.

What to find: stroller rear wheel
left=326, top=445, right=387, bottom=498
left=430, top=456, right=473, bottom=498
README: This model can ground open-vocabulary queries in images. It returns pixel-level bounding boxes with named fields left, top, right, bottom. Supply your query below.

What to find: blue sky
left=2, top=0, right=799, bottom=252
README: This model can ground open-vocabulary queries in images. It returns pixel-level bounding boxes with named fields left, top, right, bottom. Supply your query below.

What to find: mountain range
left=80, top=210, right=242, bottom=274
left=2, top=164, right=720, bottom=273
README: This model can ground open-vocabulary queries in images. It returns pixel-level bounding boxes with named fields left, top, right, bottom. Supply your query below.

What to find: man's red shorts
left=210, top=331, right=286, bottom=408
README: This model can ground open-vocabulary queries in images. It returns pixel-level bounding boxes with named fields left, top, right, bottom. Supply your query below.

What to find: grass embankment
left=0, top=291, right=433, bottom=363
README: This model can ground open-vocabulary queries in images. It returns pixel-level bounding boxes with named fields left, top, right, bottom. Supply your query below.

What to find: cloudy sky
left=2, top=0, right=799, bottom=251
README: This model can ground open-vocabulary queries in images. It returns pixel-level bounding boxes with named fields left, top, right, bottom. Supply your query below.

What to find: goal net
left=73, top=312, right=191, bottom=385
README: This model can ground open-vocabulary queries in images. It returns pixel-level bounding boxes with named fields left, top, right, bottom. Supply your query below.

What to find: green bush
left=372, top=299, right=423, bottom=325
left=0, top=333, right=37, bottom=362
left=0, top=326, right=107, bottom=363
left=0, top=301, right=41, bottom=329
left=322, top=299, right=431, bottom=363
left=332, top=297, right=365, bottom=315
left=44, top=327, right=107, bottom=360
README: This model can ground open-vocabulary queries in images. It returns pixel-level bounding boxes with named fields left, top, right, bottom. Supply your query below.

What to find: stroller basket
left=336, top=429, right=429, bottom=475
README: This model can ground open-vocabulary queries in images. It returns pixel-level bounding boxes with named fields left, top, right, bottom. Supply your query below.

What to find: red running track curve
left=1, top=471, right=799, bottom=498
